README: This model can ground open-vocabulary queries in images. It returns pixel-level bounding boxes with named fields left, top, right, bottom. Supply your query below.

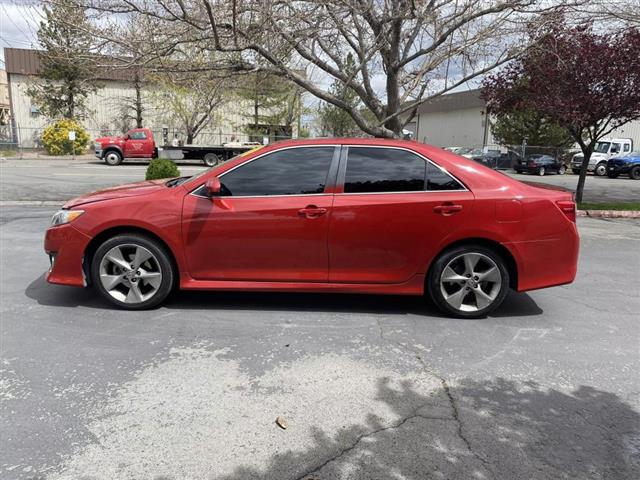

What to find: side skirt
left=179, top=274, right=425, bottom=296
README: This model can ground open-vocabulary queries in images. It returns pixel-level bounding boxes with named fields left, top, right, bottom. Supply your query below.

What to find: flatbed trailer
left=159, top=144, right=258, bottom=166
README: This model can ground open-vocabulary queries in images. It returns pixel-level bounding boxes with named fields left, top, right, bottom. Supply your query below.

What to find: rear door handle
left=298, top=205, right=328, bottom=218
left=433, top=204, right=463, bottom=215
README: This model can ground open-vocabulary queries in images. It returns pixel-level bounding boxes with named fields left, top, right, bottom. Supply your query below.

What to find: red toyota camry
left=44, top=138, right=579, bottom=318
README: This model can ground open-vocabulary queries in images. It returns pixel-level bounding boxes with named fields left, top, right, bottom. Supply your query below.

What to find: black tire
left=558, top=165, right=566, bottom=175
left=203, top=153, right=221, bottom=167
left=514, top=169, right=522, bottom=174
left=594, top=162, right=607, bottom=176
left=90, top=233, right=175, bottom=310
left=607, top=172, right=620, bottom=179
left=427, top=244, right=510, bottom=319
left=538, top=166, right=546, bottom=176
left=572, top=168, right=581, bottom=175
left=104, top=150, right=123, bottom=166
left=630, top=166, right=640, bottom=180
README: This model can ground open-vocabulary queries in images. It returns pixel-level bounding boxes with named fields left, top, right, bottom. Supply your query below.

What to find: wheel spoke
left=125, top=282, right=143, bottom=303
left=138, top=269, right=162, bottom=288
left=442, top=266, right=467, bottom=283
left=473, top=287, right=495, bottom=310
left=463, top=253, right=481, bottom=275
left=477, top=266, right=500, bottom=283
left=445, top=287, right=467, bottom=310
left=100, top=273, right=125, bottom=291
left=132, top=247, right=153, bottom=269
left=106, top=247, right=131, bottom=270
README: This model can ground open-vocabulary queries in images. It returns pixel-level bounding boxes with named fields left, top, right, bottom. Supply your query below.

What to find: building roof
left=416, top=88, right=486, bottom=114
left=4, top=47, right=137, bottom=82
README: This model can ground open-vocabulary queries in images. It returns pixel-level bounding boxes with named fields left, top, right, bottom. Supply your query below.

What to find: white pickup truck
left=571, top=138, right=634, bottom=176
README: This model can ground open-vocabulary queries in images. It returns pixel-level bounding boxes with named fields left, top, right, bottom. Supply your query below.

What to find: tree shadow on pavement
left=209, top=378, right=639, bottom=480
left=25, top=272, right=543, bottom=318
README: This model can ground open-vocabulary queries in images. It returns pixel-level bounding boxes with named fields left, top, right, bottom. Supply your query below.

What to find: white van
left=571, top=138, right=633, bottom=176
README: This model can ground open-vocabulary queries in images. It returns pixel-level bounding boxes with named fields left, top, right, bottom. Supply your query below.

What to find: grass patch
left=0, top=149, right=17, bottom=158
left=578, top=202, right=640, bottom=211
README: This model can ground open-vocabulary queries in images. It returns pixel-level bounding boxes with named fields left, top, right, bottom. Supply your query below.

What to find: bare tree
left=78, top=0, right=586, bottom=138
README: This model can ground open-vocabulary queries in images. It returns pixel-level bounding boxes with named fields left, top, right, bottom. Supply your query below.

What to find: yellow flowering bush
left=41, top=119, right=90, bottom=155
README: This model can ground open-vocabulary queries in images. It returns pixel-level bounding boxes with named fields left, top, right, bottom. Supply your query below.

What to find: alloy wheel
left=99, top=244, right=162, bottom=304
left=439, top=252, right=502, bottom=312
left=105, top=152, right=121, bottom=165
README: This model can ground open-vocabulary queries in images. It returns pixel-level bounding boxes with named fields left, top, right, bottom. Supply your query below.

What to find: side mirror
left=205, top=177, right=222, bottom=197
left=124, top=134, right=130, bottom=140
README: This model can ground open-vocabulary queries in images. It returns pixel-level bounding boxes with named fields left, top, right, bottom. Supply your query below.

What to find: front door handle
left=433, top=203, right=463, bottom=216
left=298, top=205, right=328, bottom=218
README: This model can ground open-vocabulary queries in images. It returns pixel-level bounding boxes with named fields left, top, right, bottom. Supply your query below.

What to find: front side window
left=344, top=147, right=426, bottom=193
left=219, top=147, right=335, bottom=196
left=129, top=131, right=147, bottom=140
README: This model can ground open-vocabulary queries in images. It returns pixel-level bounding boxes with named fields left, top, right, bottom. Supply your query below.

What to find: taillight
left=528, top=160, right=536, bottom=166
left=556, top=200, right=576, bottom=223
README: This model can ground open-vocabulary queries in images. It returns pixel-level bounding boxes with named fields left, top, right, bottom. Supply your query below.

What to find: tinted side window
left=344, top=148, right=426, bottom=193
left=427, top=162, right=464, bottom=191
left=220, top=147, right=334, bottom=196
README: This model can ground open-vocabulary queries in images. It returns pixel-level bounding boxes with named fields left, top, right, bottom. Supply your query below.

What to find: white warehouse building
left=406, top=88, right=640, bottom=150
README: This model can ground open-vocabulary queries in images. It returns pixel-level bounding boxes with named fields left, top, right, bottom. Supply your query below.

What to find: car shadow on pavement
left=209, top=378, right=639, bottom=480
left=25, top=273, right=543, bottom=318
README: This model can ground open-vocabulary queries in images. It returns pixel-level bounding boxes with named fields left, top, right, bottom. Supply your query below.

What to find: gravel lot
left=1, top=202, right=639, bottom=479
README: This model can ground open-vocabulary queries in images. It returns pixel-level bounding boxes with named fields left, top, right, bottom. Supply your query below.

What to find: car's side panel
left=328, top=191, right=475, bottom=283
left=181, top=194, right=333, bottom=281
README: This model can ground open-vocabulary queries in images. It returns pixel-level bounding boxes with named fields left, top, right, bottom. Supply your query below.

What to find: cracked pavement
left=1, top=206, right=639, bottom=479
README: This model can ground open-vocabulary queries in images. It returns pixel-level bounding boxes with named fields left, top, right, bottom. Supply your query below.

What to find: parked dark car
left=471, top=150, right=521, bottom=170
left=514, top=154, right=566, bottom=176
left=607, top=152, right=640, bottom=179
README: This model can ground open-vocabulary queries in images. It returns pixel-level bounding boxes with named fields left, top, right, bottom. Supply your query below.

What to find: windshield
left=178, top=146, right=266, bottom=187
left=593, top=142, right=611, bottom=153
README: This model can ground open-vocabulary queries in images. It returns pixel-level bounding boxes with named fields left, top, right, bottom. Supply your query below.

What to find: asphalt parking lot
left=1, top=159, right=639, bottom=479
left=1, top=157, right=640, bottom=204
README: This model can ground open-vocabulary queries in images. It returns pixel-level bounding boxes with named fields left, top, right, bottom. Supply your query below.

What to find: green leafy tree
left=491, top=109, right=574, bottom=148
left=317, top=54, right=362, bottom=137
left=27, top=0, right=98, bottom=119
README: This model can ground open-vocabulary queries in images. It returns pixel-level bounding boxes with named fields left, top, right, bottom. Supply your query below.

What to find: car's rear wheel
left=91, top=234, right=174, bottom=309
left=594, top=162, right=607, bottom=176
left=630, top=166, right=640, bottom=180
left=104, top=150, right=123, bottom=166
left=428, top=245, right=510, bottom=319
left=558, top=165, right=566, bottom=175
left=538, top=166, right=546, bottom=176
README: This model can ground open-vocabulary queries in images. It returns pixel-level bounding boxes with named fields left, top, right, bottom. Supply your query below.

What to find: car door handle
left=433, top=204, right=463, bottom=215
left=298, top=205, right=328, bottom=218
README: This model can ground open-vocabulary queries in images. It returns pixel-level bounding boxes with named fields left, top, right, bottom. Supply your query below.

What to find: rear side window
left=220, top=147, right=335, bottom=196
left=344, top=147, right=426, bottom=193
left=427, top=163, right=464, bottom=191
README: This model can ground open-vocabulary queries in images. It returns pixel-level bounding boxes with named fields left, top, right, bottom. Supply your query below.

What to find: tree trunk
left=135, top=76, right=143, bottom=128
left=575, top=149, right=592, bottom=204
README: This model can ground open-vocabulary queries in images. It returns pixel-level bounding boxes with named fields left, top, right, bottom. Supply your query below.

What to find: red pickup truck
left=94, top=128, right=257, bottom=166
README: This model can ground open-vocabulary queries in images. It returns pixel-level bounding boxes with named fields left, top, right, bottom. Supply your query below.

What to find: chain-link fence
left=0, top=124, right=300, bottom=154
left=450, top=143, right=578, bottom=171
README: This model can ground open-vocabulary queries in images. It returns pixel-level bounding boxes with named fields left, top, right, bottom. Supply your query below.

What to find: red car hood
left=95, top=135, right=123, bottom=144
left=63, top=180, right=168, bottom=208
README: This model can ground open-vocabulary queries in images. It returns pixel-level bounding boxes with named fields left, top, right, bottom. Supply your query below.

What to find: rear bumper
left=44, top=224, right=92, bottom=287
left=505, top=223, right=579, bottom=292
left=515, top=165, right=538, bottom=173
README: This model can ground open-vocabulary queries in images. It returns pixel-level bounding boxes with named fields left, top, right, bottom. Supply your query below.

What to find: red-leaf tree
left=481, top=21, right=640, bottom=202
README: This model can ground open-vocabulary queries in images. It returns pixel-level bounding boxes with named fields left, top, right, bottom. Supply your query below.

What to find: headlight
left=51, top=209, right=84, bottom=226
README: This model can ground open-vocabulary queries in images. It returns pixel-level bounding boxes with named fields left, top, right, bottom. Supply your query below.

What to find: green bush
left=41, top=119, right=90, bottom=155
left=145, top=159, right=180, bottom=180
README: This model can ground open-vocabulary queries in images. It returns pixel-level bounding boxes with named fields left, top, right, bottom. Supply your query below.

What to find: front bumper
left=95, top=147, right=103, bottom=159
left=607, top=163, right=630, bottom=174
left=44, top=223, right=92, bottom=287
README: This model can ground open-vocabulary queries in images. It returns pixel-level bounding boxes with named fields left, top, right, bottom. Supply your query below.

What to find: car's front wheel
left=104, top=150, right=123, bottom=166
left=538, top=166, right=546, bottom=176
left=558, top=165, right=566, bottom=175
left=427, top=245, right=510, bottom=318
left=91, top=234, right=175, bottom=309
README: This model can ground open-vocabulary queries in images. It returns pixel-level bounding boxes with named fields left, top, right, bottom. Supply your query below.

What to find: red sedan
left=44, top=138, right=579, bottom=318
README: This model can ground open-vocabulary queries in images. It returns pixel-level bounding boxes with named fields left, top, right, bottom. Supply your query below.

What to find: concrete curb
left=577, top=210, right=640, bottom=219
left=1, top=201, right=63, bottom=207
